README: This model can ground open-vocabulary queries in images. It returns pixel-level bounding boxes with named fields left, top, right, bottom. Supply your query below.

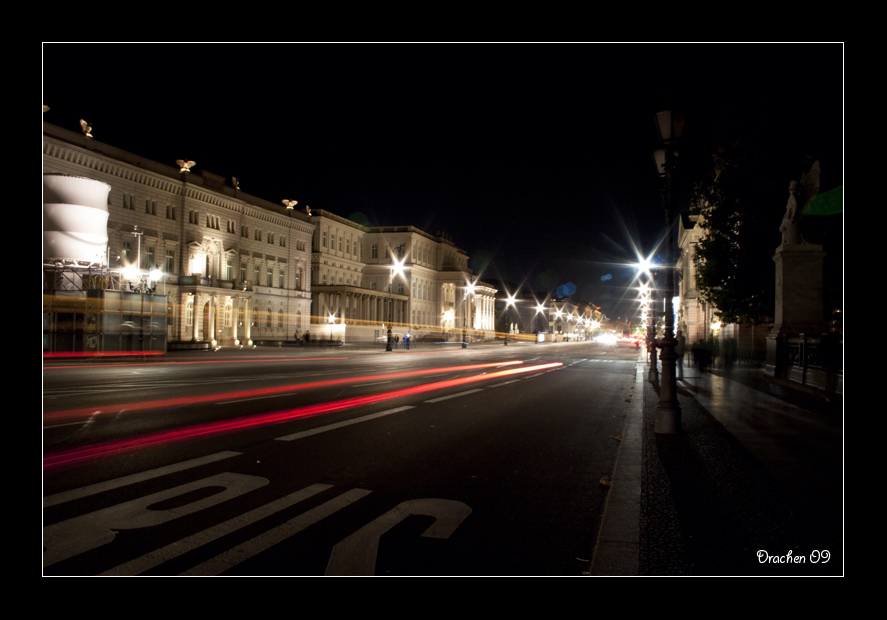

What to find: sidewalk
left=592, top=351, right=844, bottom=576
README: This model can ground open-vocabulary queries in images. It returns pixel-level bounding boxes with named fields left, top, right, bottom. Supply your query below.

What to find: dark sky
left=42, top=43, right=843, bottom=321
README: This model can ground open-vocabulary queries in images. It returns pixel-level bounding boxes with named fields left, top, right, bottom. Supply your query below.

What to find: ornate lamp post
left=386, top=257, right=406, bottom=352
left=534, top=302, right=546, bottom=343
left=504, top=293, right=517, bottom=345
left=462, top=282, right=475, bottom=349
left=652, top=110, right=684, bottom=433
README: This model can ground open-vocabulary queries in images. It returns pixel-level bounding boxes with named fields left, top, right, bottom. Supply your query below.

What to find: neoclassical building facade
left=677, top=210, right=714, bottom=347
left=309, top=210, right=496, bottom=342
left=43, top=122, right=314, bottom=349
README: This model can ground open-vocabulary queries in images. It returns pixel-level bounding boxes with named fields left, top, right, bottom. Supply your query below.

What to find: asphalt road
left=43, top=341, right=640, bottom=575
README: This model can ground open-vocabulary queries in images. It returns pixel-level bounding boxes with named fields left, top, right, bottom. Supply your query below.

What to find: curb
left=589, top=356, right=644, bottom=575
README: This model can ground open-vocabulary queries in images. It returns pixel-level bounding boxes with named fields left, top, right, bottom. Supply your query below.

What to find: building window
left=268, top=233, right=274, bottom=245
left=346, top=239, right=350, bottom=255
left=227, top=221, right=236, bottom=234
left=122, top=242, right=132, bottom=264
left=146, top=200, right=156, bottom=215
left=255, top=265, right=261, bottom=285
left=280, top=237, right=286, bottom=248
left=166, top=205, right=175, bottom=220
left=295, top=270, right=301, bottom=290
left=266, top=309, right=272, bottom=328
left=224, top=305, right=232, bottom=328
left=166, top=250, right=175, bottom=273
left=278, top=309, right=284, bottom=329
left=241, top=226, right=248, bottom=238
left=226, top=258, right=233, bottom=281
left=279, top=268, right=285, bottom=288
left=146, top=247, right=155, bottom=270
left=371, top=243, right=378, bottom=258
left=255, top=229, right=262, bottom=241
left=338, top=236, right=342, bottom=252
left=189, top=210, right=199, bottom=224
left=241, top=262, right=247, bottom=283
left=322, top=231, right=327, bottom=247
left=267, top=267, right=273, bottom=287
left=186, top=301, right=193, bottom=327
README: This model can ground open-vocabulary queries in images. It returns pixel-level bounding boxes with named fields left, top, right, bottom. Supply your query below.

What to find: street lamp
left=652, top=109, right=684, bottom=433
left=386, top=257, right=406, bottom=352
left=504, top=292, right=517, bottom=345
left=534, top=302, right=546, bottom=343
left=462, top=281, right=475, bottom=349
left=638, top=276, right=659, bottom=381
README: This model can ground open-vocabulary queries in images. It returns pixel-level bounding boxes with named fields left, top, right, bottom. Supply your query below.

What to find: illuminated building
left=309, top=210, right=497, bottom=342
left=43, top=122, right=314, bottom=351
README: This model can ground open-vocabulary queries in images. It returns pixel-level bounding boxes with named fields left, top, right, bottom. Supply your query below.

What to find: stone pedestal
left=765, top=244, right=827, bottom=378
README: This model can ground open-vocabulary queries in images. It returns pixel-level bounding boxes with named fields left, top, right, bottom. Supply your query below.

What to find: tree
left=691, top=139, right=784, bottom=325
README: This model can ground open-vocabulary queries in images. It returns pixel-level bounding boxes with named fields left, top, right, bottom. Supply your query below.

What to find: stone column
left=191, top=296, right=199, bottom=342
left=230, top=298, right=237, bottom=343
left=244, top=298, right=252, bottom=344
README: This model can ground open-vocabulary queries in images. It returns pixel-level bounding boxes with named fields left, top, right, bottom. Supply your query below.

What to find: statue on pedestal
left=780, top=159, right=820, bottom=246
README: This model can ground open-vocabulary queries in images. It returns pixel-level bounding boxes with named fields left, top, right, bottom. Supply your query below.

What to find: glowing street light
left=462, top=281, right=476, bottom=349
left=386, top=255, right=407, bottom=352
left=504, top=292, right=518, bottom=345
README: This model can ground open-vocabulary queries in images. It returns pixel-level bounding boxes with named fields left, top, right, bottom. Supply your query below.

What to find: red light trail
left=43, top=361, right=524, bottom=423
left=43, top=362, right=561, bottom=468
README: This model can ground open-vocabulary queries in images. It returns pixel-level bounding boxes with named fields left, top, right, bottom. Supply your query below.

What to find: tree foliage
left=691, top=139, right=783, bottom=325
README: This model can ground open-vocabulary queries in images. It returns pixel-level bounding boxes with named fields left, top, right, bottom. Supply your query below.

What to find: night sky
left=42, top=43, right=843, bottom=321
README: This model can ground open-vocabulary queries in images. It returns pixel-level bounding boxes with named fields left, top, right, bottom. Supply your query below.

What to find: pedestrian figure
left=675, top=330, right=686, bottom=380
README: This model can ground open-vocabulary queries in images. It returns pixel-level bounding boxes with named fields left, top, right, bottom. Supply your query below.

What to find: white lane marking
left=101, top=483, right=333, bottom=576
left=424, top=389, right=484, bottom=403
left=326, top=498, right=472, bottom=576
left=487, top=379, right=521, bottom=388
left=43, top=451, right=242, bottom=508
left=275, top=406, right=415, bottom=442
left=44, top=420, right=90, bottom=429
left=352, top=381, right=392, bottom=387
left=44, top=473, right=267, bottom=568
left=524, top=373, right=544, bottom=379
left=182, top=488, right=372, bottom=576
